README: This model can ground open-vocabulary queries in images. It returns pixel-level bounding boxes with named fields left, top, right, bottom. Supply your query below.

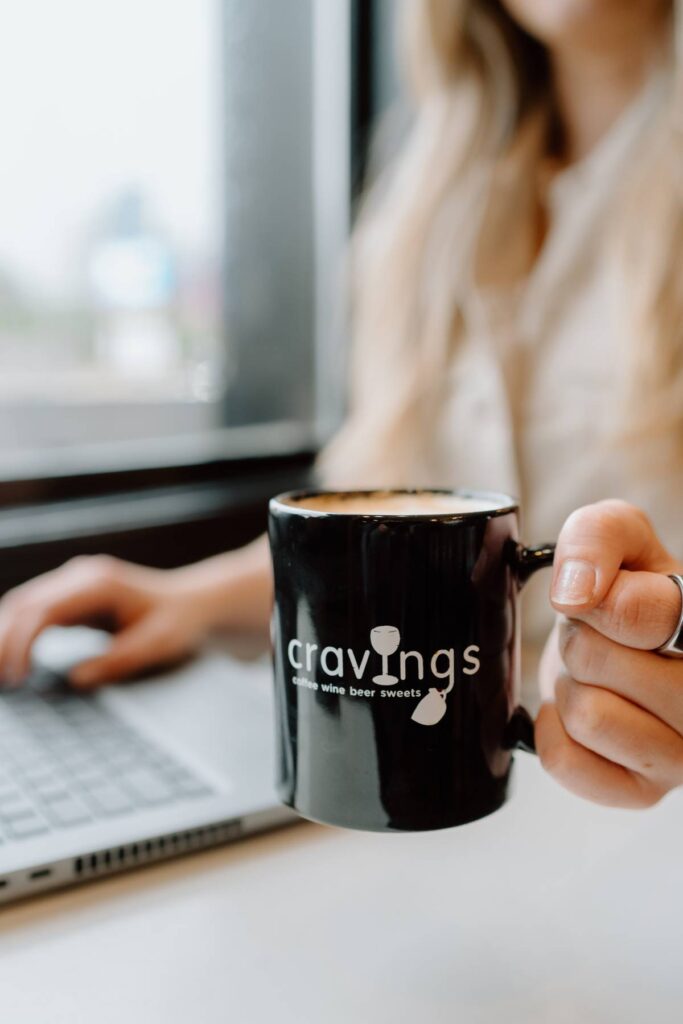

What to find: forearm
left=171, top=533, right=273, bottom=635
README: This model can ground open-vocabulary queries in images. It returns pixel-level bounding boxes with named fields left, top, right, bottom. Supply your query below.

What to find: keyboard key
left=59, top=750, right=100, bottom=773
left=73, top=770, right=108, bottom=792
left=58, top=706, right=99, bottom=725
left=12, top=751, right=53, bottom=772
left=92, top=727, right=133, bottom=747
left=120, top=768, right=175, bottom=805
left=0, top=801, right=36, bottom=823
left=22, top=767, right=59, bottom=788
left=34, top=782, right=72, bottom=803
left=44, top=796, right=91, bottom=827
left=4, top=743, right=43, bottom=766
left=171, top=776, right=213, bottom=799
left=45, top=739, right=82, bottom=760
left=0, top=784, right=23, bottom=803
left=105, top=748, right=145, bottom=771
left=84, top=783, right=134, bottom=816
left=146, top=753, right=180, bottom=772
left=5, top=814, right=49, bottom=839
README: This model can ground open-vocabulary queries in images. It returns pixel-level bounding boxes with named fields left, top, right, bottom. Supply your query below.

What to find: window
left=0, top=0, right=351, bottom=474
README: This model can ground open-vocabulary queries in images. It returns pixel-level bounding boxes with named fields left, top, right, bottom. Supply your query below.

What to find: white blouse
left=432, top=71, right=675, bottom=695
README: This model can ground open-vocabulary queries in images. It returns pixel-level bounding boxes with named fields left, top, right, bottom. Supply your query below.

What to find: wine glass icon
left=370, top=626, right=400, bottom=686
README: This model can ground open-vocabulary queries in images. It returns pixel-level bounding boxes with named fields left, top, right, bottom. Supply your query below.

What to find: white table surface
left=1, top=749, right=681, bottom=1023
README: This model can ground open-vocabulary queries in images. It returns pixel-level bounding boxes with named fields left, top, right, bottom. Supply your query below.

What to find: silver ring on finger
left=655, top=574, right=683, bottom=658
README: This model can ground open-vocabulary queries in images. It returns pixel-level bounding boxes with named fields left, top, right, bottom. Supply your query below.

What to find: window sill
left=0, top=446, right=315, bottom=594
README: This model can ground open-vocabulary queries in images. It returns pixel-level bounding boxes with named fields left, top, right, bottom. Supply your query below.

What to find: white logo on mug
left=287, top=624, right=480, bottom=727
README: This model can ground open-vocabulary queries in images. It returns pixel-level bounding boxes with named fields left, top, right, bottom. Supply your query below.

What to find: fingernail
left=552, top=559, right=596, bottom=606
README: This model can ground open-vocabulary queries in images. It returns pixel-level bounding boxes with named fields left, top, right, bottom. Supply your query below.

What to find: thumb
left=69, top=615, right=184, bottom=686
left=550, top=499, right=675, bottom=614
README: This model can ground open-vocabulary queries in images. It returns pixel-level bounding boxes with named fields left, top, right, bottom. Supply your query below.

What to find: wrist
left=168, top=539, right=272, bottom=634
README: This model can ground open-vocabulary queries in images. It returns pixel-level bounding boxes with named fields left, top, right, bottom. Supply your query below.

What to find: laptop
left=0, top=627, right=297, bottom=906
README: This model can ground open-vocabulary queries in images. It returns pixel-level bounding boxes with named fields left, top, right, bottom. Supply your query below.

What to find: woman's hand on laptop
left=536, top=500, right=683, bottom=808
left=0, top=538, right=272, bottom=688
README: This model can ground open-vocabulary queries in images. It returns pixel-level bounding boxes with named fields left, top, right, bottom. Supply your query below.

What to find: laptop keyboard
left=0, top=684, right=214, bottom=844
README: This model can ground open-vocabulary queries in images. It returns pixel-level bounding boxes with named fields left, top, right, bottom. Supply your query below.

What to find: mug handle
left=505, top=541, right=557, bottom=754
left=515, top=542, right=556, bottom=585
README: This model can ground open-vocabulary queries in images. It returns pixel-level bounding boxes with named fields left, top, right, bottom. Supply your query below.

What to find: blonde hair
left=320, top=0, right=683, bottom=487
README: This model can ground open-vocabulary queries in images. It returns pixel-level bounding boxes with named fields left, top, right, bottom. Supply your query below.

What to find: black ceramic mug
left=268, top=489, right=555, bottom=832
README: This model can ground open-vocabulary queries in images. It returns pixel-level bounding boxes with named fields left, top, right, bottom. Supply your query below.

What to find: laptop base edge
left=0, top=804, right=299, bottom=908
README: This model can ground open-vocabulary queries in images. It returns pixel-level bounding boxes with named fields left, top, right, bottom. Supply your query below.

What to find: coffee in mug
left=268, top=489, right=555, bottom=832
left=280, top=491, right=502, bottom=515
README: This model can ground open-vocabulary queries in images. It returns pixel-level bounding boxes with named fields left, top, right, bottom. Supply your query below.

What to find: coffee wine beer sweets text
left=291, top=676, right=425, bottom=697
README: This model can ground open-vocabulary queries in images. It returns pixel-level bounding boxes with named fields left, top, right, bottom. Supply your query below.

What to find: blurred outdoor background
left=0, top=1, right=396, bottom=466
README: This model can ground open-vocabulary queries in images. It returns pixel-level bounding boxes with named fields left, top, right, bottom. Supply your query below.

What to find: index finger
left=550, top=500, right=676, bottom=613
left=568, top=570, right=682, bottom=651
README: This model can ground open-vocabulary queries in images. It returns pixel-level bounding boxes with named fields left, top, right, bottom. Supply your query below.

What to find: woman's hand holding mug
left=537, top=500, right=683, bottom=809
